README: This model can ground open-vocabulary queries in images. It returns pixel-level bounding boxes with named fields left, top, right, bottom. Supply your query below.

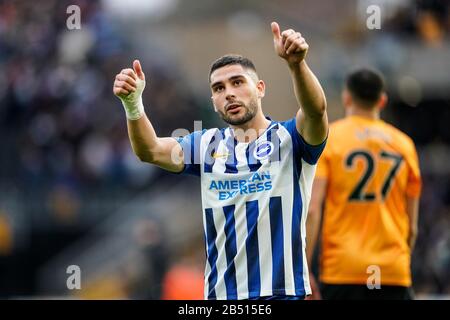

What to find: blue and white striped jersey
left=176, top=117, right=326, bottom=300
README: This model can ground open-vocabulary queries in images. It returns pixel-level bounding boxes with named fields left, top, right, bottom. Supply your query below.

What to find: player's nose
left=225, top=91, right=236, bottom=101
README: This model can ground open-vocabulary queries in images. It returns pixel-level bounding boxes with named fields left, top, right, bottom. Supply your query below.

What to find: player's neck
left=230, top=113, right=271, bottom=143
left=346, top=106, right=380, bottom=120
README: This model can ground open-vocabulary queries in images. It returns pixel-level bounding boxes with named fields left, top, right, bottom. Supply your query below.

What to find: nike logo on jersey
left=212, top=152, right=230, bottom=159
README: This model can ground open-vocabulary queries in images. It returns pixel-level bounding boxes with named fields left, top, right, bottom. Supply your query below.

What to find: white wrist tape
left=120, top=78, right=146, bottom=120
left=121, top=96, right=145, bottom=120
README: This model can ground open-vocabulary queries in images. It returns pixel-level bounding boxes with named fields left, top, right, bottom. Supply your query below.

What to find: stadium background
left=0, top=0, right=448, bottom=299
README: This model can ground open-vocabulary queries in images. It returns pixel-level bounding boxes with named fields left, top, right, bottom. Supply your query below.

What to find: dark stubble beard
left=218, top=99, right=258, bottom=126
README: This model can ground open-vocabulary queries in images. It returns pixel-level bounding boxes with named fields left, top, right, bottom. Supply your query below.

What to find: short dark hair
left=346, top=68, right=385, bottom=106
left=209, top=54, right=258, bottom=81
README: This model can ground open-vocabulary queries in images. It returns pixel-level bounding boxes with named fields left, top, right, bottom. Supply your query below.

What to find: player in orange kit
left=306, top=68, right=422, bottom=300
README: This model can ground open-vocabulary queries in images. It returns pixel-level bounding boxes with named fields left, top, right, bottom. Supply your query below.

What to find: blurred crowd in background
left=0, top=0, right=449, bottom=299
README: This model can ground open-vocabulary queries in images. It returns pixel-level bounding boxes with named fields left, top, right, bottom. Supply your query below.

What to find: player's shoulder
left=377, top=120, right=420, bottom=160
left=272, top=117, right=300, bottom=138
left=379, top=120, right=416, bottom=148
left=179, top=128, right=222, bottom=145
left=200, top=127, right=228, bottom=146
left=277, top=117, right=295, bottom=130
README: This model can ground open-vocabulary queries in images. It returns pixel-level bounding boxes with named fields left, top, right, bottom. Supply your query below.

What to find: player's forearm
left=306, top=178, right=327, bottom=264
left=288, top=61, right=327, bottom=119
left=127, top=113, right=161, bottom=162
left=406, top=196, right=419, bottom=251
left=306, top=207, right=322, bottom=264
left=407, top=228, right=418, bottom=251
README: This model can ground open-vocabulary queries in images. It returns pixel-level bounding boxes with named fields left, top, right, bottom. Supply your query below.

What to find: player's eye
left=214, top=86, right=224, bottom=92
left=233, top=80, right=243, bottom=86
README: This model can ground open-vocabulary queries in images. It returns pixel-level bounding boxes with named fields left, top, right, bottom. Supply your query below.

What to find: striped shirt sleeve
left=281, top=117, right=327, bottom=165
left=175, top=130, right=205, bottom=176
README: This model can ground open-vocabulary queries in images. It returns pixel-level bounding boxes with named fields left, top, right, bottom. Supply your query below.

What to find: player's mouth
left=226, top=103, right=243, bottom=114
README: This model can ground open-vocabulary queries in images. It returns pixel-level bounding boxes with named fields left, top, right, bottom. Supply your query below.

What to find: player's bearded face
left=210, top=65, right=261, bottom=126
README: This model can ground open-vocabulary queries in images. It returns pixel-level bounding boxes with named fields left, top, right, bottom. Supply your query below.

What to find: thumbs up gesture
left=114, top=60, right=146, bottom=98
left=113, top=60, right=146, bottom=120
left=271, top=22, right=309, bottom=65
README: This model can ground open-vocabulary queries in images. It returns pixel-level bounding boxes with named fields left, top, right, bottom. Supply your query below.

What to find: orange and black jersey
left=316, top=115, right=421, bottom=286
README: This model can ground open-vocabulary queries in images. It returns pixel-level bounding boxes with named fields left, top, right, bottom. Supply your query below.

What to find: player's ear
left=257, top=80, right=266, bottom=99
left=342, top=89, right=352, bottom=109
left=378, top=92, right=388, bottom=110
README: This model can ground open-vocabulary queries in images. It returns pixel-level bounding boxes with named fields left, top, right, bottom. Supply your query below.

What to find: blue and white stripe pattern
left=177, top=117, right=326, bottom=300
